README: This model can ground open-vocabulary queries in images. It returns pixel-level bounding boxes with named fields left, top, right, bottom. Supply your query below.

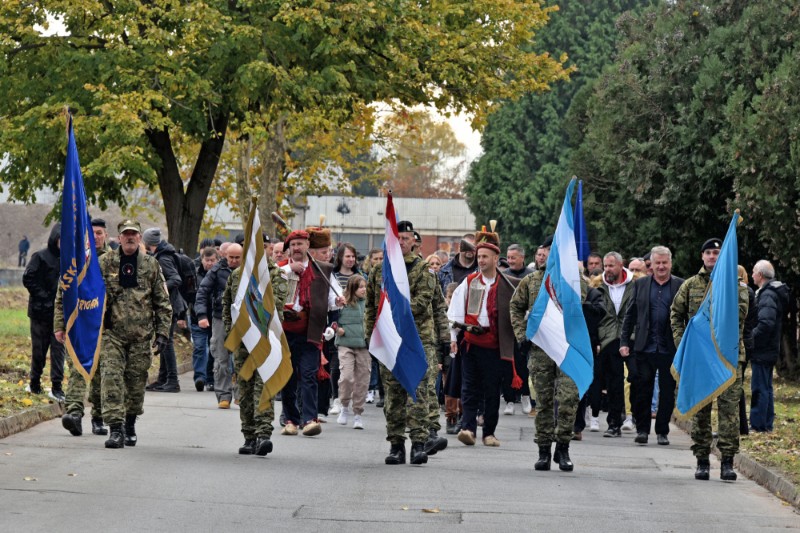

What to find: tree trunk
left=258, top=116, right=287, bottom=238
left=234, top=136, right=254, bottom=226
left=145, top=113, right=229, bottom=256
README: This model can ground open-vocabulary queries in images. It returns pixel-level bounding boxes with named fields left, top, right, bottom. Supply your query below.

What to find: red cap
left=286, top=229, right=310, bottom=244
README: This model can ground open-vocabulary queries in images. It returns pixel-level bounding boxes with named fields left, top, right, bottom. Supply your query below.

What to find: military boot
left=254, top=437, right=273, bottom=457
left=385, top=442, right=406, bottom=465
left=61, top=412, right=83, bottom=437
left=239, top=438, right=256, bottom=455
left=694, top=457, right=710, bottom=480
left=409, top=441, right=428, bottom=465
left=423, top=429, right=448, bottom=456
left=91, top=417, right=108, bottom=435
left=720, top=456, right=737, bottom=481
left=105, top=424, right=125, bottom=449
left=554, top=442, right=574, bottom=472
left=124, top=415, right=138, bottom=447
left=534, top=443, right=552, bottom=471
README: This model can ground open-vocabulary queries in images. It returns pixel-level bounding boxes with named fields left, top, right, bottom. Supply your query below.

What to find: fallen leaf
left=400, top=505, right=409, bottom=511
left=21, top=398, right=33, bottom=407
left=68, top=473, right=77, bottom=477
left=18, top=380, right=24, bottom=386
left=422, top=507, right=440, bottom=513
left=4, top=452, right=12, bottom=456
left=23, top=476, right=37, bottom=481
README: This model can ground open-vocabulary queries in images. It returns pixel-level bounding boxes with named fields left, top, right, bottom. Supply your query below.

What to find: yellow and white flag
left=225, top=199, right=292, bottom=411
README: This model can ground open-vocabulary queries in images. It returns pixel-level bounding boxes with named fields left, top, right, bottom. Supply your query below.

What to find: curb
left=673, top=416, right=800, bottom=508
left=0, top=361, right=193, bottom=440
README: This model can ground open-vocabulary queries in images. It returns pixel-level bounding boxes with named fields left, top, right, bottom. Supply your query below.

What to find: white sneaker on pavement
left=621, top=416, right=635, bottom=432
left=590, top=417, right=600, bottom=432
left=521, top=396, right=532, bottom=414
left=337, top=408, right=348, bottom=425
left=329, top=398, right=342, bottom=415
left=503, top=402, right=515, bottom=415
left=353, top=415, right=364, bottom=430
left=366, top=391, right=375, bottom=404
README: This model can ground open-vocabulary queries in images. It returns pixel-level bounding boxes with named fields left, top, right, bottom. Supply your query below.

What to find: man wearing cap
left=278, top=227, right=341, bottom=437
left=95, top=220, right=172, bottom=448
left=671, top=237, right=748, bottom=481
left=448, top=229, right=520, bottom=448
left=57, top=218, right=111, bottom=437
left=142, top=227, right=186, bottom=393
left=438, top=233, right=477, bottom=293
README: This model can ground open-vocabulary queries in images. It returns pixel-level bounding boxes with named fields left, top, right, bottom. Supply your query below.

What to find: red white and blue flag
left=369, top=194, right=428, bottom=400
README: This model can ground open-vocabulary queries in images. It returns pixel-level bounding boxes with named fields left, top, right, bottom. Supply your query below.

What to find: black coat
left=22, top=224, right=61, bottom=321
left=620, top=274, right=684, bottom=354
left=583, top=286, right=607, bottom=353
left=152, top=241, right=186, bottom=319
left=752, top=281, right=791, bottom=365
left=742, top=284, right=757, bottom=359
left=195, top=258, right=231, bottom=320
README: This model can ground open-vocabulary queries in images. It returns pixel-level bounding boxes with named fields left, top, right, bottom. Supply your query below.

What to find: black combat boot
left=694, top=457, right=710, bottom=480
left=105, top=424, right=125, bottom=449
left=124, top=415, right=137, bottom=447
left=254, top=437, right=273, bottom=457
left=423, top=429, right=448, bottom=456
left=385, top=442, right=406, bottom=465
left=61, top=412, right=83, bottom=437
left=410, top=441, right=428, bottom=465
left=239, top=438, right=256, bottom=455
left=534, top=443, right=552, bottom=471
left=555, top=442, right=574, bottom=472
left=720, top=456, right=737, bottom=481
left=91, top=417, right=108, bottom=435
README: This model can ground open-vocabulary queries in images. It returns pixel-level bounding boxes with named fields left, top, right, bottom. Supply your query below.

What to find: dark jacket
left=752, top=281, right=791, bottom=365
left=438, top=253, right=477, bottom=293
left=195, top=258, right=231, bottom=321
left=742, top=284, right=757, bottom=359
left=190, top=261, right=213, bottom=321
left=152, top=240, right=186, bottom=319
left=620, top=274, right=684, bottom=354
left=504, top=266, right=534, bottom=280
left=583, top=286, right=607, bottom=352
left=22, top=224, right=61, bottom=321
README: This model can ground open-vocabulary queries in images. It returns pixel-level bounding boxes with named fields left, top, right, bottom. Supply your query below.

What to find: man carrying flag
left=365, top=199, right=433, bottom=466
left=223, top=201, right=290, bottom=456
left=511, top=178, right=594, bottom=472
left=671, top=217, right=749, bottom=482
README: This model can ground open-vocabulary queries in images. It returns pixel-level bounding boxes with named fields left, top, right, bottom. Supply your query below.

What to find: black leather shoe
left=376, top=398, right=385, bottom=408
left=91, top=417, right=108, bottom=435
left=555, top=443, right=574, bottom=471
left=145, top=381, right=164, bottom=391
left=157, top=382, right=181, bottom=393
left=195, top=379, right=205, bottom=392
left=105, top=425, right=125, bottom=449
left=62, top=413, right=83, bottom=436
left=385, top=443, right=406, bottom=465
left=409, top=441, right=428, bottom=465
left=535, top=444, right=552, bottom=471
left=634, top=432, right=648, bottom=444
left=124, top=415, right=137, bottom=447
left=255, top=437, right=273, bottom=456
left=239, top=438, right=256, bottom=455
left=720, top=456, right=737, bottom=481
left=657, top=434, right=669, bottom=446
left=695, top=458, right=710, bottom=480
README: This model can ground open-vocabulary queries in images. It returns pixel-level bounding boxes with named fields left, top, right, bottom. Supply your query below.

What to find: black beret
left=397, top=220, right=414, bottom=233
left=91, top=218, right=106, bottom=228
left=541, top=234, right=554, bottom=248
left=701, top=238, right=722, bottom=253
left=262, top=233, right=270, bottom=243
left=234, top=233, right=245, bottom=245
left=213, top=238, right=223, bottom=247
left=413, top=230, right=421, bottom=243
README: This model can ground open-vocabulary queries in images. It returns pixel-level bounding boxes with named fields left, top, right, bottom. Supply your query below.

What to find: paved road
left=1, top=372, right=798, bottom=532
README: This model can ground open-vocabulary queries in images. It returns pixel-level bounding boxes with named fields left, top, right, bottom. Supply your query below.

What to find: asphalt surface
left=1, top=372, right=798, bottom=532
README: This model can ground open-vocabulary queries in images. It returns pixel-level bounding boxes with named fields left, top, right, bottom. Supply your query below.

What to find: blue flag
left=671, top=212, right=741, bottom=418
left=573, top=179, right=590, bottom=263
left=60, top=118, right=106, bottom=380
left=526, top=178, right=594, bottom=397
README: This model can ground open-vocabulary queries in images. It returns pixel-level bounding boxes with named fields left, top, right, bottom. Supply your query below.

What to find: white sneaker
left=521, top=396, right=532, bottom=414
left=621, top=416, right=635, bottom=432
left=366, top=391, right=375, bottom=403
left=503, top=402, right=515, bottom=415
left=353, top=415, right=364, bottom=430
left=590, top=417, right=600, bottom=432
left=329, top=398, right=342, bottom=415
left=337, top=409, right=348, bottom=425
left=317, top=414, right=328, bottom=423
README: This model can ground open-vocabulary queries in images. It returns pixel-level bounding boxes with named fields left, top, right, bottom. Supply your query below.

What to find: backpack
left=173, top=251, right=198, bottom=305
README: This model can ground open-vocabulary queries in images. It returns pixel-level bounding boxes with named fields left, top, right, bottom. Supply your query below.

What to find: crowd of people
left=21, top=213, right=790, bottom=479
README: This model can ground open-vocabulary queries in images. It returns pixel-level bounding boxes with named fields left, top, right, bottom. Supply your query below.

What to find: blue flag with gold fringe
left=60, top=117, right=106, bottom=380
left=671, top=212, right=741, bottom=418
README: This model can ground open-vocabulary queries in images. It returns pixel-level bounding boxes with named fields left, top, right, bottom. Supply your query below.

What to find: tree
left=465, top=0, right=655, bottom=253
left=1, top=0, right=569, bottom=255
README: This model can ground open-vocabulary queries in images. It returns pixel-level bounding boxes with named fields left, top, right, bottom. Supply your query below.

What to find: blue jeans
left=749, top=361, right=774, bottom=432
left=190, top=321, right=211, bottom=384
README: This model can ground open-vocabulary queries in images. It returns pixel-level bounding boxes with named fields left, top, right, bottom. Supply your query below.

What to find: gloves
left=323, top=327, right=335, bottom=341
left=152, top=334, right=169, bottom=356
left=439, top=342, right=451, bottom=360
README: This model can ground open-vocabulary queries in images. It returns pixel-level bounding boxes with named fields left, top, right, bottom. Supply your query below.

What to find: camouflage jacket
left=432, top=281, right=450, bottom=346
left=670, top=266, right=749, bottom=360
left=365, top=252, right=437, bottom=347
left=99, top=248, right=172, bottom=341
left=223, top=261, right=288, bottom=337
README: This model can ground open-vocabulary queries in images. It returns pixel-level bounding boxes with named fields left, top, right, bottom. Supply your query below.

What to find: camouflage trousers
left=65, top=354, right=102, bottom=418
left=424, top=345, right=441, bottom=432
left=234, top=348, right=274, bottom=439
left=101, top=332, right=152, bottom=426
left=529, top=349, right=579, bottom=446
left=380, top=363, right=431, bottom=444
left=691, top=363, right=743, bottom=458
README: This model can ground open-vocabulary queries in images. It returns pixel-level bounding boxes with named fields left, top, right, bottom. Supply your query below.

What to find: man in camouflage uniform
left=94, top=220, right=171, bottom=448
left=223, top=239, right=287, bottom=456
left=365, top=220, right=437, bottom=466
left=671, top=238, right=748, bottom=481
left=510, top=235, right=583, bottom=472
left=56, top=218, right=111, bottom=437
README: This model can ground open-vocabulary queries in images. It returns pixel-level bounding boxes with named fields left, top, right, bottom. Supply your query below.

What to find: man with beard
left=438, top=233, right=477, bottom=292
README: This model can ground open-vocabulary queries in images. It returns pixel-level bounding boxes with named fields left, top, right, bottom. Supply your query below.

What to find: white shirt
left=446, top=274, right=496, bottom=342
left=280, top=259, right=340, bottom=312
